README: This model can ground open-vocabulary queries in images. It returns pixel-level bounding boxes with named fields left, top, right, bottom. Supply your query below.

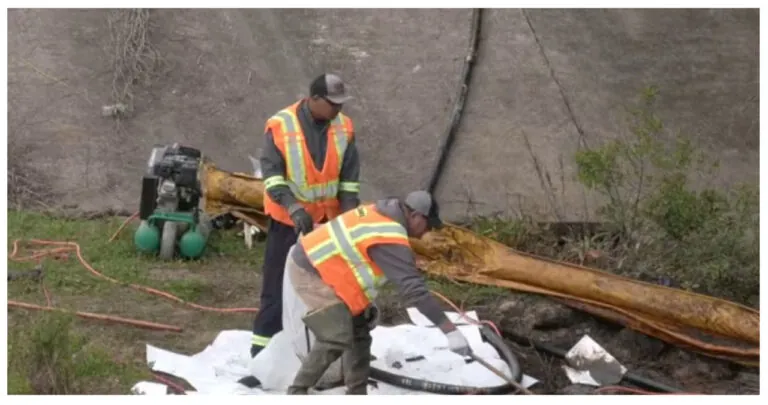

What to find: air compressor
left=133, top=143, right=212, bottom=260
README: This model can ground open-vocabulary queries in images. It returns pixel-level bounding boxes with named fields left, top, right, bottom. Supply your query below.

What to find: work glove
left=363, top=303, right=380, bottom=330
left=446, top=330, right=472, bottom=357
left=288, top=204, right=314, bottom=235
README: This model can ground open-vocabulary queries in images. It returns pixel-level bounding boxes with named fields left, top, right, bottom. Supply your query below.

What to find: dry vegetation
left=105, top=8, right=164, bottom=124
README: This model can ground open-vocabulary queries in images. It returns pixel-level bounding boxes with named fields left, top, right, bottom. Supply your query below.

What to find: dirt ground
left=376, top=289, right=760, bottom=395
left=6, top=211, right=759, bottom=395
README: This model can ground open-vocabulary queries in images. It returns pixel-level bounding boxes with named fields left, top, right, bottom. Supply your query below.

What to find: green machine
left=134, top=143, right=212, bottom=260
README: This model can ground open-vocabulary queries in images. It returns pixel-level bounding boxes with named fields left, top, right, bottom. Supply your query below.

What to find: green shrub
left=470, top=86, right=757, bottom=306
left=573, top=86, right=758, bottom=305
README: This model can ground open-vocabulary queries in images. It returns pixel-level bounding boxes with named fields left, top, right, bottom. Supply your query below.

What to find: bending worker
left=283, top=190, right=473, bottom=395
left=251, top=73, right=362, bottom=358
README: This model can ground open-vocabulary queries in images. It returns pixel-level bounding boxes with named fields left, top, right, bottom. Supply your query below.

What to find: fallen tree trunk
left=198, top=159, right=759, bottom=366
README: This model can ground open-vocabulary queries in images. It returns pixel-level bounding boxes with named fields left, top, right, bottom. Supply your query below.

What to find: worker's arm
left=338, top=136, right=361, bottom=212
left=368, top=244, right=458, bottom=334
left=260, top=129, right=299, bottom=209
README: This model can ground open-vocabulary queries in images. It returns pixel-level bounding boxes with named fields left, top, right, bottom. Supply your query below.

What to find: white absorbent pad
left=134, top=308, right=539, bottom=395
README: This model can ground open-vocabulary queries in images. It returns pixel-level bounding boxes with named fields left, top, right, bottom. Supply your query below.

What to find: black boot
left=285, top=386, right=309, bottom=395
left=237, top=375, right=261, bottom=388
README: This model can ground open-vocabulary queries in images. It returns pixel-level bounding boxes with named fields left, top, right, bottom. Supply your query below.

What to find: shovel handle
left=469, top=352, right=534, bottom=395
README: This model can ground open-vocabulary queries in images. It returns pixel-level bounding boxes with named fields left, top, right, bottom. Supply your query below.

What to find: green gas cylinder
left=178, top=215, right=212, bottom=259
left=134, top=220, right=161, bottom=253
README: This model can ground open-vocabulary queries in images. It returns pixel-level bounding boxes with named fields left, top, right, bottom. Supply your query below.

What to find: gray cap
left=404, top=190, right=443, bottom=230
left=310, top=73, right=354, bottom=104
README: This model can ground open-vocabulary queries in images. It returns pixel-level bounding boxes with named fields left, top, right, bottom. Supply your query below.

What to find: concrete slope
left=437, top=9, right=759, bottom=221
left=7, top=9, right=758, bottom=221
left=8, top=8, right=468, bottom=213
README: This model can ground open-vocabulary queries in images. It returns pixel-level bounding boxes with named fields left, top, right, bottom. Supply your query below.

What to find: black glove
left=289, top=204, right=314, bottom=235
left=363, top=304, right=380, bottom=330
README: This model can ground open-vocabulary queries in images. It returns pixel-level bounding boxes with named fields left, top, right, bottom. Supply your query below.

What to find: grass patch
left=7, top=210, right=262, bottom=297
left=7, top=209, right=264, bottom=394
left=164, top=278, right=214, bottom=302
left=7, top=312, right=150, bottom=394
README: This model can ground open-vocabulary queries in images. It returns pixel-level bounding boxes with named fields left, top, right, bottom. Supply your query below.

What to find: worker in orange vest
left=250, top=73, right=361, bottom=359
left=283, top=190, right=472, bottom=395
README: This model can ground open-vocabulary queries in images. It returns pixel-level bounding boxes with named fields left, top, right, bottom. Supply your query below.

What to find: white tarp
left=134, top=254, right=538, bottom=394
left=134, top=310, right=538, bottom=394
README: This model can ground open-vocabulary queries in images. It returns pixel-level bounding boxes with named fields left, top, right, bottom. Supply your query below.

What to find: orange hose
left=8, top=238, right=258, bottom=313
left=431, top=290, right=502, bottom=336
left=109, top=211, right=139, bottom=242
left=8, top=300, right=183, bottom=332
left=152, top=373, right=189, bottom=394
left=7, top=212, right=259, bottom=335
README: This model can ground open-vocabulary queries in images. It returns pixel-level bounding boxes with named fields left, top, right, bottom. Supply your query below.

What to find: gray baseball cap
left=309, top=73, right=354, bottom=104
left=404, top=190, right=443, bottom=230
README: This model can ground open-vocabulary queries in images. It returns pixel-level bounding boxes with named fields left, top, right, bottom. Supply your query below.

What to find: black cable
left=369, top=324, right=523, bottom=395
left=501, top=330, right=683, bottom=393
left=425, top=9, right=483, bottom=195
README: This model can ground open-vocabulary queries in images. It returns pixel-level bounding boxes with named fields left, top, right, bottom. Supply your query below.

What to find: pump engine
left=134, top=143, right=212, bottom=260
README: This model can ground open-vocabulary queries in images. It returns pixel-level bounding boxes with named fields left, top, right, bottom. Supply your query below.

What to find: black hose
left=501, top=330, right=684, bottom=393
left=369, top=324, right=524, bottom=395
left=425, top=8, right=483, bottom=195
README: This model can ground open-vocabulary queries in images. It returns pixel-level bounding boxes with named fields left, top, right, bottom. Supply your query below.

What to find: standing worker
left=250, top=73, right=362, bottom=359
left=283, top=190, right=473, bottom=395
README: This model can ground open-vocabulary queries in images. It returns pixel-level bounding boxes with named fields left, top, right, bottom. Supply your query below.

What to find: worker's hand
left=446, top=330, right=472, bottom=357
left=363, top=303, right=380, bottom=330
left=289, top=204, right=314, bottom=235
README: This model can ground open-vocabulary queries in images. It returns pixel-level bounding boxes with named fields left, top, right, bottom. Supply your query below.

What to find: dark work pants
left=250, top=218, right=298, bottom=357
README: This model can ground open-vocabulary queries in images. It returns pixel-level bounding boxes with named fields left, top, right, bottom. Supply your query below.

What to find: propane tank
left=178, top=213, right=212, bottom=259
left=134, top=220, right=161, bottom=253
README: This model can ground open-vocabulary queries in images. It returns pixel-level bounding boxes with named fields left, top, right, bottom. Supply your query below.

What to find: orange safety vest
left=299, top=204, right=411, bottom=316
left=263, top=100, right=357, bottom=226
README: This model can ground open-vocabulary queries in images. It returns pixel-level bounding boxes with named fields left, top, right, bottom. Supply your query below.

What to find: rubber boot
left=287, top=340, right=345, bottom=394
left=285, top=386, right=309, bottom=395
left=342, top=317, right=373, bottom=395
left=286, top=303, right=354, bottom=394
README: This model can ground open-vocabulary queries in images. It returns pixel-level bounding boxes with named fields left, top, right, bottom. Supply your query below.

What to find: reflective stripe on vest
left=305, top=211, right=407, bottom=300
left=271, top=110, right=351, bottom=202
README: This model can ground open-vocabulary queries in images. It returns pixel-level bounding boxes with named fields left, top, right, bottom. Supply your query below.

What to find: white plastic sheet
left=135, top=311, right=538, bottom=394
left=134, top=248, right=538, bottom=394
